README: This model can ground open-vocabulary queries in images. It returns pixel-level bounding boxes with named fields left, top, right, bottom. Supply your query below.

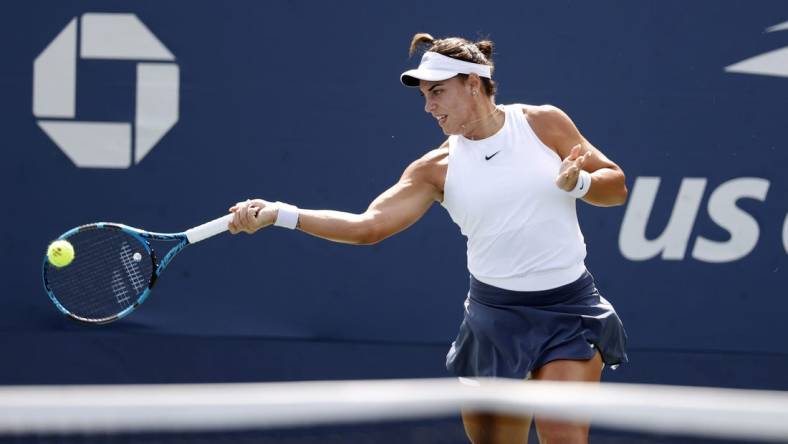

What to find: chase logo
left=33, top=13, right=179, bottom=169
left=725, top=20, right=788, bottom=78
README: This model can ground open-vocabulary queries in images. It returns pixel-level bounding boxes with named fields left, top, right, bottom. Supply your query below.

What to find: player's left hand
left=556, top=144, right=591, bottom=191
left=228, top=199, right=277, bottom=234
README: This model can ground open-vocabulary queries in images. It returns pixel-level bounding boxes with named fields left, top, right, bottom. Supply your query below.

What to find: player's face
left=419, top=77, right=475, bottom=136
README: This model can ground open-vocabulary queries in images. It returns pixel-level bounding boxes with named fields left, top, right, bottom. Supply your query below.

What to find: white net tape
left=3, top=378, right=788, bottom=441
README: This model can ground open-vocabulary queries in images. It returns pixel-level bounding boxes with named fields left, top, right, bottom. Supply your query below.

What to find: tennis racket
left=42, top=214, right=235, bottom=325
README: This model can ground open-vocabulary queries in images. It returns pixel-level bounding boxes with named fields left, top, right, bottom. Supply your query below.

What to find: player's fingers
left=250, top=205, right=262, bottom=220
left=251, top=198, right=269, bottom=209
left=567, top=173, right=577, bottom=189
left=568, top=165, right=579, bottom=179
left=559, top=157, right=576, bottom=176
left=231, top=208, right=243, bottom=231
left=239, top=211, right=249, bottom=230
left=240, top=199, right=253, bottom=227
left=228, top=221, right=239, bottom=235
left=578, top=152, right=591, bottom=167
left=558, top=167, right=579, bottom=190
left=231, top=200, right=249, bottom=215
left=567, top=144, right=581, bottom=160
left=555, top=172, right=569, bottom=189
left=236, top=202, right=249, bottom=227
left=247, top=205, right=260, bottom=228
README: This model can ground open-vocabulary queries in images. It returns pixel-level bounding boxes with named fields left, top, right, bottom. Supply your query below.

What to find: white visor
left=400, top=51, right=492, bottom=87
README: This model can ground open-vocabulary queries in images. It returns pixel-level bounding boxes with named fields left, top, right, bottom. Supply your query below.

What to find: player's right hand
left=555, top=144, right=590, bottom=192
left=228, top=199, right=277, bottom=234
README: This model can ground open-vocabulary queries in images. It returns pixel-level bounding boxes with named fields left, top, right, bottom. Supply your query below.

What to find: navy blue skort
left=446, top=270, right=628, bottom=379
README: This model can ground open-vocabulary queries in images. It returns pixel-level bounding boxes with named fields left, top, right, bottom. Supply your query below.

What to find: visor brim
left=400, top=68, right=459, bottom=87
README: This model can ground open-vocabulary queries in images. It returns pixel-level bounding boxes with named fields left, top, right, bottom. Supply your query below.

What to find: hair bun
left=409, top=33, right=435, bottom=57
left=475, top=40, right=494, bottom=61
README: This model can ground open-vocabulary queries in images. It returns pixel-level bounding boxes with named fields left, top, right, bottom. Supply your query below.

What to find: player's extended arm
left=229, top=154, right=441, bottom=245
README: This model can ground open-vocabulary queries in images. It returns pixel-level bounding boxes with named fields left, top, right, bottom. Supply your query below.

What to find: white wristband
left=568, top=170, right=592, bottom=198
left=274, top=202, right=299, bottom=229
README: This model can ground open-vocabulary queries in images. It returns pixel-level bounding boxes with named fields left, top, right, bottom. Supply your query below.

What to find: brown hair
left=409, top=33, right=497, bottom=96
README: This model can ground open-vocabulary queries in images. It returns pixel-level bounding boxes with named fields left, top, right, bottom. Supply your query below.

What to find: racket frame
left=42, top=223, right=190, bottom=325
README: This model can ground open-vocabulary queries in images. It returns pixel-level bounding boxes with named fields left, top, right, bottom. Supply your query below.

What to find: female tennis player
left=229, top=33, right=628, bottom=444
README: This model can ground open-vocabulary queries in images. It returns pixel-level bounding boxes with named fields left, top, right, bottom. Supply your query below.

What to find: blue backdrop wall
left=1, top=1, right=786, bottom=390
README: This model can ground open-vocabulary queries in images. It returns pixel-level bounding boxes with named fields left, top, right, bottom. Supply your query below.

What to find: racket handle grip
left=185, top=214, right=234, bottom=244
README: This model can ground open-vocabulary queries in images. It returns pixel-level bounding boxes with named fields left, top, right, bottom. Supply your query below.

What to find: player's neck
left=461, top=103, right=503, bottom=141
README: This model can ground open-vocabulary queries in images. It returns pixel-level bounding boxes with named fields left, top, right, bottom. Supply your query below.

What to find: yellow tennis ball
left=47, top=240, right=75, bottom=267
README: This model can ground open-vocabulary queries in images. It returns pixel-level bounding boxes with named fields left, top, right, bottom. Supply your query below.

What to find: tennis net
left=3, top=378, right=788, bottom=443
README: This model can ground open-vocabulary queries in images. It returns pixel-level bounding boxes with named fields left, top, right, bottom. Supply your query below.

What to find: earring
left=472, top=90, right=478, bottom=96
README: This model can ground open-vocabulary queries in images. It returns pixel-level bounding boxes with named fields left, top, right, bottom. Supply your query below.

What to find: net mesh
left=0, top=419, right=467, bottom=444
left=43, top=227, right=154, bottom=322
left=1, top=379, right=787, bottom=444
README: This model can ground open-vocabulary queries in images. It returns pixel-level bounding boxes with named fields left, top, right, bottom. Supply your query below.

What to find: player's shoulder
left=519, top=103, right=571, bottom=124
left=422, top=142, right=450, bottom=162
left=403, top=143, right=449, bottom=182
left=519, top=103, right=576, bottom=143
left=412, top=142, right=449, bottom=166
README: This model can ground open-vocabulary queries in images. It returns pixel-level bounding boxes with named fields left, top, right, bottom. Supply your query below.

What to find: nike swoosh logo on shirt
left=485, top=151, right=501, bottom=161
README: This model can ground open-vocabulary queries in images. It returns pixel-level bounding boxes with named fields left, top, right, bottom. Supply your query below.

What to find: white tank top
left=440, top=104, right=587, bottom=291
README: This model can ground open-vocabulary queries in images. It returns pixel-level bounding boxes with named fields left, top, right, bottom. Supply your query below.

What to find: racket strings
left=119, top=242, right=146, bottom=293
left=55, top=239, right=147, bottom=319
left=48, top=235, right=139, bottom=318
left=44, top=228, right=154, bottom=322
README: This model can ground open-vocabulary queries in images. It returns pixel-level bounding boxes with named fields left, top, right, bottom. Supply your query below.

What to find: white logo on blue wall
left=33, top=13, right=179, bottom=169
left=623, top=20, right=788, bottom=263
left=725, top=21, right=788, bottom=78
left=619, top=177, right=773, bottom=263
